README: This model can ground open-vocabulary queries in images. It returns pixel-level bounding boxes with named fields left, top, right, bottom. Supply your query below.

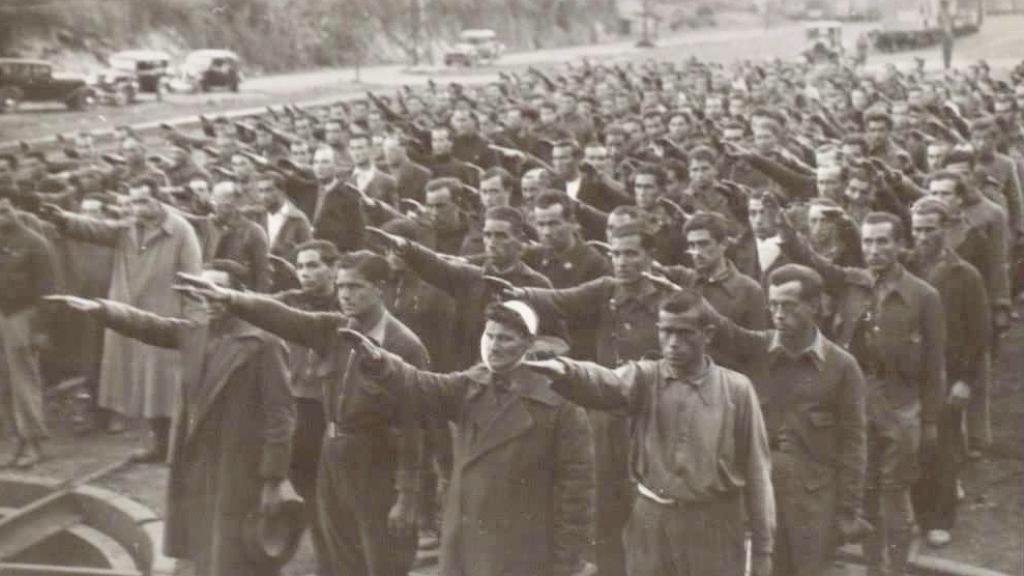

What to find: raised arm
left=399, top=240, right=483, bottom=301
left=51, top=210, right=127, bottom=247
left=549, top=358, right=640, bottom=412
left=518, top=277, right=610, bottom=327
left=227, top=292, right=342, bottom=351
left=95, top=300, right=191, bottom=349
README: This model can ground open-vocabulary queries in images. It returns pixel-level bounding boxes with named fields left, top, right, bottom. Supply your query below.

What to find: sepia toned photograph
left=0, top=0, right=1022, bottom=574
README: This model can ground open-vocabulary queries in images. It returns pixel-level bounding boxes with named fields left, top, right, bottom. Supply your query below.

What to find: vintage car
left=803, top=20, right=845, bottom=62
left=91, top=50, right=170, bottom=104
left=0, top=58, right=96, bottom=112
left=443, top=29, right=505, bottom=67
left=170, top=49, right=243, bottom=93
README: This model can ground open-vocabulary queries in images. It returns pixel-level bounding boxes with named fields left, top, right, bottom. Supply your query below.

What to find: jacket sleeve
left=393, top=340, right=430, bottom=495
left=702, top=299, right=770, bottom=361
left=375, top=354, right=469, bottom=424
left=551, top=403, right=596, bottom=576
left=747, top=154, right=816, bottom=201
left=952, top=264, right=991, bottom=386
left=401, top=241, right=483, bottom=301
left=519, top=278, right=609, bottom=327
left=919, top=285, right=947, bottom=425
left=1003, top=160, right=1024, bottom=234
left=96, top=300, right=190, bottom=349
left=836, top=353, right=868, bottom=517
left=56, top=212, right=126, bottom=247
left=552, top=358, right=640, bottom=413
left=228, top=292, right=340, bottom=352
left=734, top=378, right=776, bottom=556
left=258, top=337, right=296, bottom=480
left=247, top=225, right=272, bottom=293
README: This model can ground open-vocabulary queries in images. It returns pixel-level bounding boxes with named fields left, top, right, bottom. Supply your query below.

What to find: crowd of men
left=1, top=54, right=1023, bottom=576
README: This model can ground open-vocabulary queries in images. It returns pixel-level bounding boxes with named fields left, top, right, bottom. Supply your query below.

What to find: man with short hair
left=348, top=300, right=594, bottom=576
left=429, top=125, right=482, bottom=188
left=258, top=175, right=312, bottom=259
left=38, top=178, right=203, bottom=459
left=523, top=289, right=775, bottom=576
left=48, top=261, right=295, bottom=576
left=424, top=177, right=471, bottom=255
left=383, top=135, right=432, bottom=204
left=350, top=133, right=399, bottom=207
left=307, top=145, right=366, bottom=252
left=192, top=180, right=271, bottom=292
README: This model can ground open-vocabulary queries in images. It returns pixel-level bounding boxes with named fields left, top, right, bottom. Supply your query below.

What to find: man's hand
left=750, top=553, right=772, bottom=576
left=657, top=197, right=691, bottom=222
left=837, top=512, right=874, bottom=543
left=336, top=328, right=385, bottom=370
left=586, top=240, right=611, bottom=257
left=948, top=380, right=971, bottom=407
left=260, top=480, right=284, bottom=516
left=42, top=295, right=103, bottom=313
left=37, top=203, right=66, bottom=223
left=365, top=226, right=409, bottom=253
left=521, top=358, right=569, bottom=378
left=388, top=492, right=418, bottom=536
left=173, top=272, right=233, bottom=303
left=482, top=275, right=525, bottom=300
left=722, top=141, right=755, bottom=161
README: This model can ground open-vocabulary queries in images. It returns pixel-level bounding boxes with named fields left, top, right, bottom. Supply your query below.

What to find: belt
left=637, top=481, right=677, bottom=506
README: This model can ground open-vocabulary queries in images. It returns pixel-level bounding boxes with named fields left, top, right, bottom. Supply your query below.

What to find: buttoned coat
left=97, top=302, right=294, bottom=575
left=379, top=361, right=594, bottom=576
left=57, top=209, right=202, bottom=418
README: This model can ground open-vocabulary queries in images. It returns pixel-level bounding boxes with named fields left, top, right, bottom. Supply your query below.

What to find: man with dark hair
left=47, top=260, right=295, bottom=576
left=864, top=112, right=908, bottom=168
left=350, top=133, right=399, bottom=207
left=175, top=249, right=428, bottom=576
left=970, top=116, right=1024, bottom=239
left=38, top=179, right=203, bottom=459
left=522, top=289, right=775, bottom=576
left=258, top=175, right=313, bottom=260
left=346, top=299, right=594, bottom=576
left=429, top=124, right=482, bottom=188
left=501, top=221, right=679, bottom=576
left=699, top=262, right=869, bottom=576
left=423, top=177, right=471, bottom=255
left=369, top=207, right=561, bottom=369
left=192, top=180, right=271, bottom=292
left=907, top=197, right=990, bottom=548
left=383, top=135, right=432, bottom=204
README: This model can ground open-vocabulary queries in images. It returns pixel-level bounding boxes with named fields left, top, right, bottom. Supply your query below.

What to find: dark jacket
left=193, top=216, right=270, bottom=292
left=266, top=204, right=313, bottom=260
left=96, top=302, right=294, bottom=575
left=376, top=359, right=594, bottom=576
left=390, top=159, right=433, bottom=204
left=0, top=218, right=58, bottom=314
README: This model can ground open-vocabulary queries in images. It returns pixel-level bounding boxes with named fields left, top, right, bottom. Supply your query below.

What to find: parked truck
left=873, top=0, right=982, bottom=52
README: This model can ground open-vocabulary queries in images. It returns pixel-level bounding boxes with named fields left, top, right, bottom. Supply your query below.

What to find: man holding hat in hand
left=342, top=299, right=595, bottom=576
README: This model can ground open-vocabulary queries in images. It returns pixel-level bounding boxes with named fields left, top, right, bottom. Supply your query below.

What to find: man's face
left=816, top=171, right=843, bottom=199
left=752, top=126, right=778, bottom=154
left=862, top=221, right=901, bottom=272
left=294, top=118, right=313, bottom=141
left=643, top=115, right=664, bottom=139
left=583, top=146, right=611, bottom=175
left=382, top=139, right=406, bottom=166
left=367, top=111, right=385, bottom=134
left=324, top=122, right=346, bottom=146
left=483, top=218, right=520, bottom=268
left=926, top=144, right=950, bottom=172
left=203, top=269, right=233, bottom=321
left=312, top=148, right=337, bottom=182
left=851, top=90, right=869, bottom=110
left=480, top=319, right=530, bottom=372
left=610, top=234, right=650, bottom=283
left=296, top=249, right=334, bottom=293
left=866, top=120, right=888, bottom=149
left=668, top=115, right=689, bottom=139
left=534, top=203, right=573, bottom=252
left=210, top=183, right=239, bottom=223
left=335, top=268, right=381, bottom=318
left=431, top=129, right=452, bottom=155
left=425, top=188, right=457, bottom=228
left=657, top=309, right=708, bottom=369
left=633, top=174, right=660, bottom=210
left=126, top=186, right=161, bottom=221
left=912, top=211, right=945, bottom=256
left=689, top=159, right=717, bottom=189
left=606, top=134, right=625, bottom=159
left=503, top=109, right=523, bottom=130
left=189, top=179, right=211, bottom=202
left=808, top=204, right=839, bottom=245
left=928, top=179, right=963, bottom=212
left=351, top=135, right=375, bottom=165
left=551, top=146, right=577, bottom=179
left=768, top=280, right=816, bottom=339
left=686, top=228, right=726, bottom=273
left=845, top=178, right=873, bottom=207
left=520, top=176, right=543, bottom=208
left=705, top=97, right=725, bottom=119
left=291, top=142, right=312, bottom=167
left=970, top=127, right=996, bottom=156
left=256, top=179, right=280, bottom=210
left=231, top=155, right=254, bottom=180
left=452, top=111, right=475, bottom=136
left=748, top=198, right=777, bottom=240
left=480, top=176, right=510, bottom=209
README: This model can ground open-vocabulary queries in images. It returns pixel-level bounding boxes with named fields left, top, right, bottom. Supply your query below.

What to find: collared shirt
left=756, top=235, right=782, bottom=274
left=353, top=164, right=378, bottom=192
left=766, top=329, right=826, bottom=371
left=267, top=202, right=291, bottom=246
left=566, top=176, right=582, bottom=200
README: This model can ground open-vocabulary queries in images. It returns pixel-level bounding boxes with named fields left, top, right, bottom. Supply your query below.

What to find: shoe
left=13, top=446, right=42, bottom=470
left=926, top=529, right=952, bottom=548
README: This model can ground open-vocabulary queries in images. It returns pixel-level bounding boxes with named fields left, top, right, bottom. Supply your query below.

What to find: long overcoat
left=59, top=209, right=202, bottom=418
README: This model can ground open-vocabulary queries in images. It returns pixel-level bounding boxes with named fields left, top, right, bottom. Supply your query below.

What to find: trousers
left=0, top=307, right=48, bottom=441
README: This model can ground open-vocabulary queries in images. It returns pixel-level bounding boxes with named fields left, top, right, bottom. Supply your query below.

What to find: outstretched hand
left=365, top=226, right=408, bottom=252
left=482, top=275, right=525, bottom=300
left=42, top=295, right=102, bottom=313
left=336, top=328, right=384, bottom=365
left=173, top=272, right=232, bottom=302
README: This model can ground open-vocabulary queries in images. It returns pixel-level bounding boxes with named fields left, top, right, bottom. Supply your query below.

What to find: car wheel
left=0, top=88, right=21, bottom=113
